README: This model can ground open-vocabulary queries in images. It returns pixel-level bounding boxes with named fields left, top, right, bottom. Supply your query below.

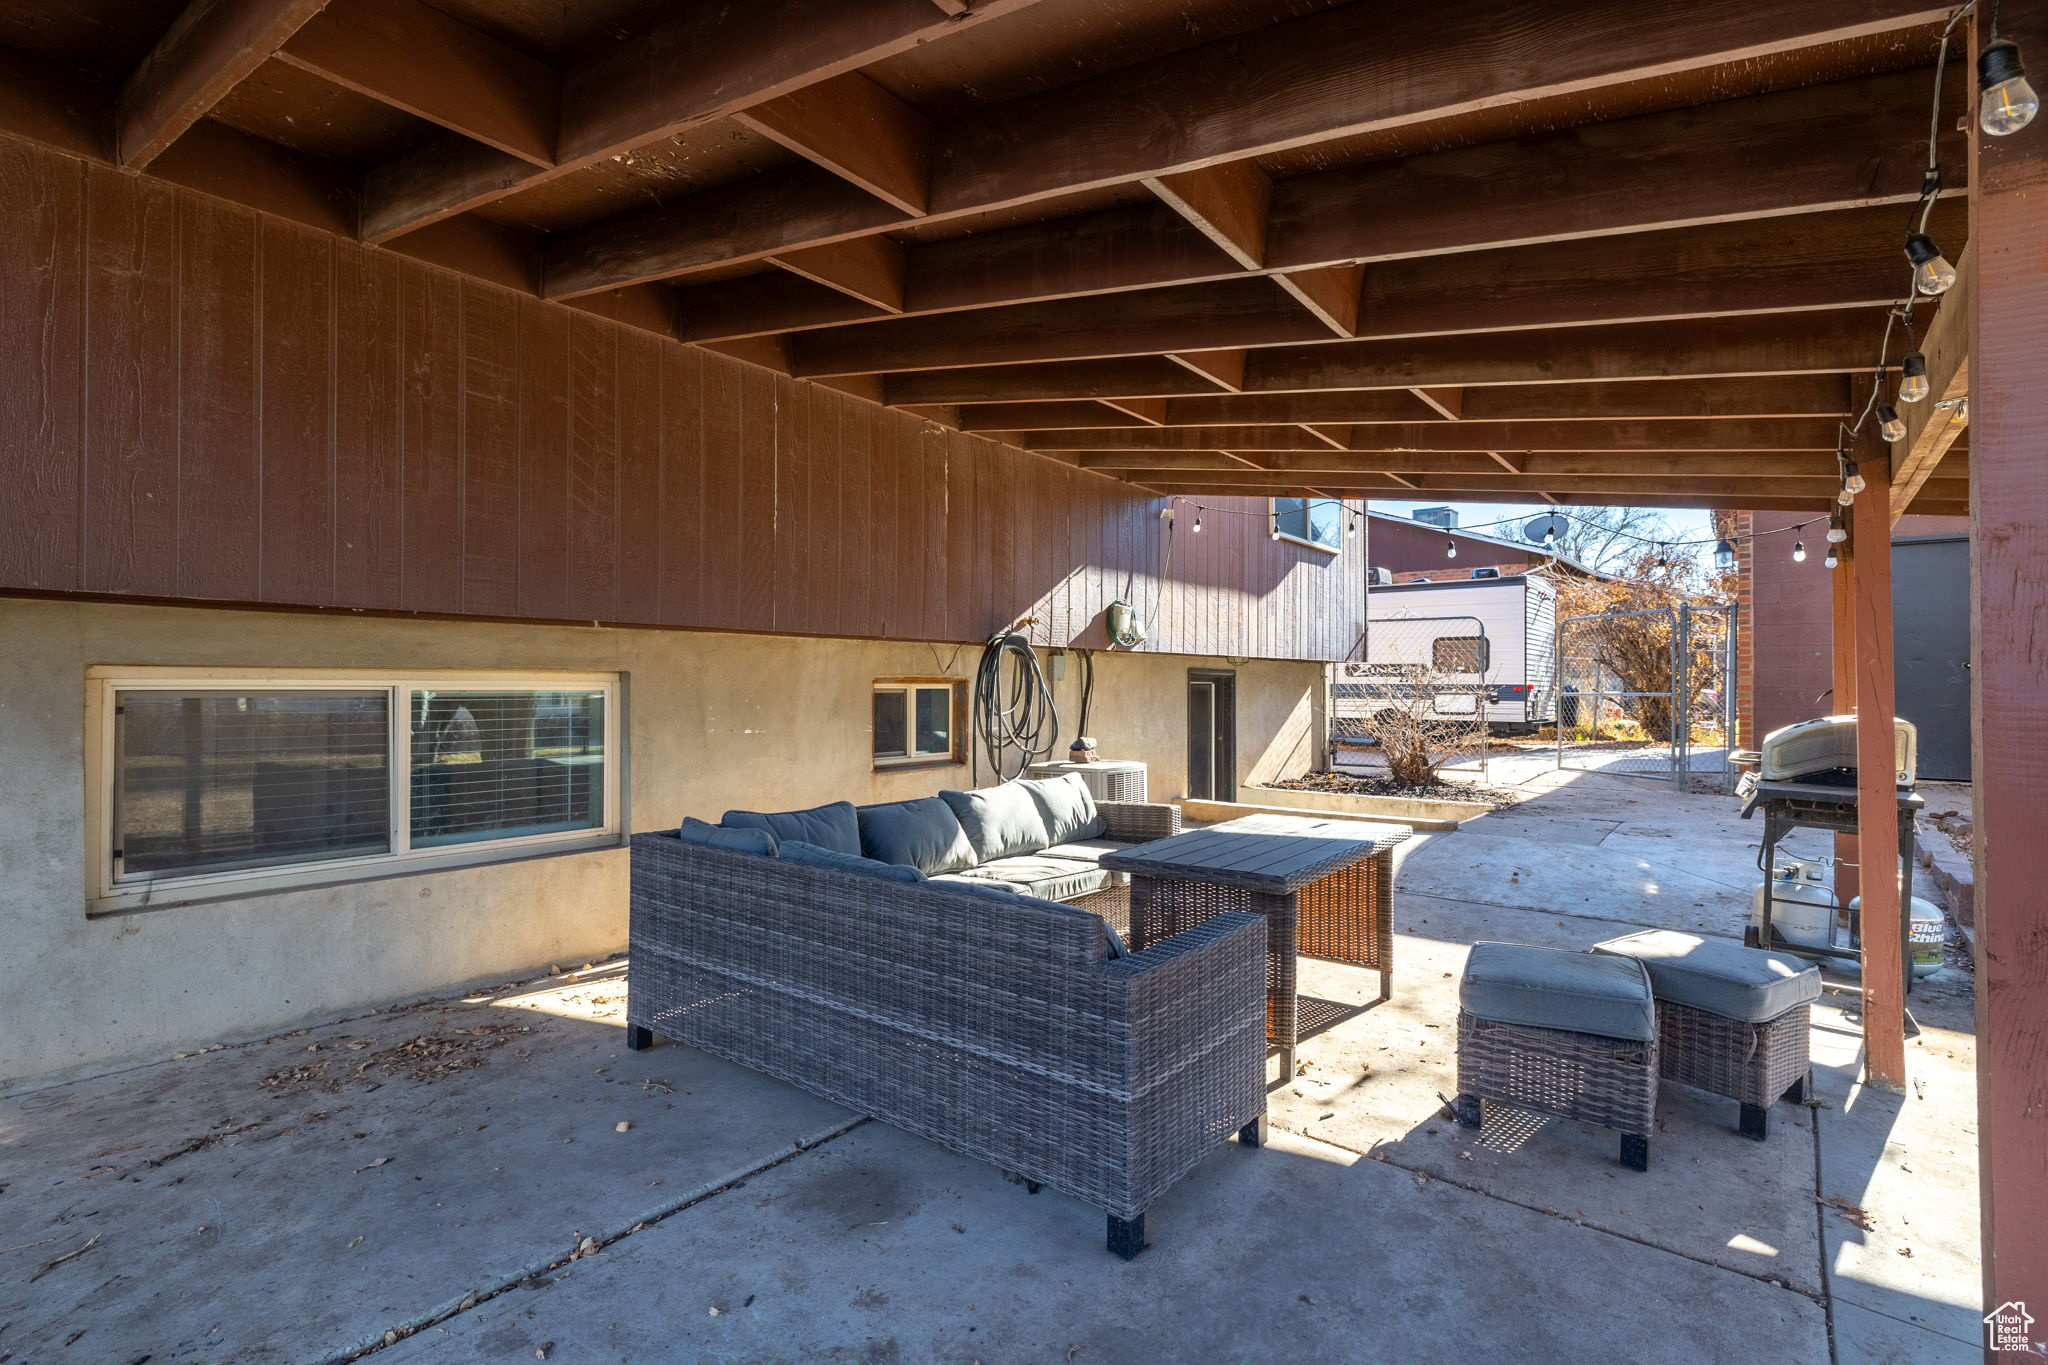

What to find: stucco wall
left=0, top=596, right=1324, bottom=1088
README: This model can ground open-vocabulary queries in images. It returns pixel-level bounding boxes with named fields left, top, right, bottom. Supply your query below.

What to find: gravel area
left=1268, top=770, right=1527, bottom=811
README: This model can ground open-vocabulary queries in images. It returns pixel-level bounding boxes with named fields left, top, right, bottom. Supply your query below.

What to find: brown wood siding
left=0, top=136, right=1364, bottom=661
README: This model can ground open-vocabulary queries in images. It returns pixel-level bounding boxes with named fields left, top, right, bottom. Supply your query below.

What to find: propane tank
left=1848, top=890, right=1948, bottom=980
left=1752, top=860, right=1838, bottom=950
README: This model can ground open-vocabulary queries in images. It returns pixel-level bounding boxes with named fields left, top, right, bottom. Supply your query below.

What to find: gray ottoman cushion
left=721, top=800, right=860, bottom=857
left=1593, top=929, right=1822, bottom=1023
left=1460, top=941, right=1656, bottom=1042
left=778, top=840, right=923, bottom=884
left=679, top=816, right=776, bottom=857
left=1019, top=773, right=1106, bottom=844
left=941, top=784, right=1052, bottom=862
left=856, top=796, right=976, bottom=875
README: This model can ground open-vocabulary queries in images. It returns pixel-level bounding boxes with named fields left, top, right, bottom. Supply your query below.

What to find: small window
left=1272, top=497, right=1344, bottom=552
left=873, top=681, right=961, bottom=766
left=1432, top=636, right=1490, bottom=673
left=92, top=670, right=619, bottom=912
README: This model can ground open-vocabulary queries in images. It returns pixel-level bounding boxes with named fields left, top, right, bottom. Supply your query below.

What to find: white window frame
left=85, top=667, right=623, bottom=915
left=1270, top=496, right=1345, bottom=554
left=871, top=681, right=961, bottom=766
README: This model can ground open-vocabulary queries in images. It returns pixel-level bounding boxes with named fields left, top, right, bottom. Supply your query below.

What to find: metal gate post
left=1672, top=604, right=1688, bottom=790
left=1722, top=602, right=1741, bottom=794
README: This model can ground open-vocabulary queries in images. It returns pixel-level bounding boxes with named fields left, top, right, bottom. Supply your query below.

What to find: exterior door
left=1187, top=670, right=1237, bottom=801
left=1892, top=535, right=1972, bottom=781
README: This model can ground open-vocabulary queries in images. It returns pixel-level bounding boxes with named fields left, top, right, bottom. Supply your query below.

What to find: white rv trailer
left=1344, top=572, right=1559, bottom=734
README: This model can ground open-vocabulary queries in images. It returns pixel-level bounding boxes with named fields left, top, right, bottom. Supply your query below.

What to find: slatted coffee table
left=1102, top=813, right=1413, bottom=1076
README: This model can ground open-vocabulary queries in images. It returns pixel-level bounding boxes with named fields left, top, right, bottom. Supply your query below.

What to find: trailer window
left=1432, top=636, right=1489, bottom=673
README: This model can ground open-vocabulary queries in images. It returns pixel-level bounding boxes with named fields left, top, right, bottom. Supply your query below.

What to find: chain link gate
left=1329, top=614, right=1491, bottom=780
left=1553, top=601, right=1738, bottom=788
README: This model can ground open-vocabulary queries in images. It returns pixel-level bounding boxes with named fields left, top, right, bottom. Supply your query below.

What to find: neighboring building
left=1366, top=508, right=1603, bottom=583
left=1728, top=510, right=1971, bottom=776
left=0, top=141, right=1367, bottom=1087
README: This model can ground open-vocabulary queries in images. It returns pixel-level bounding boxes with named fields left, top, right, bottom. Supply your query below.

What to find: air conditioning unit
left=1471, top=567, right=1501, bottom=579
left=1367, top=566, right=1393, bottom=586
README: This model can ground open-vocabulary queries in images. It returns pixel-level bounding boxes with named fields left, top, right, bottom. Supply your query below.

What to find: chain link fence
left=1554, top=602, right=1737, bottom=788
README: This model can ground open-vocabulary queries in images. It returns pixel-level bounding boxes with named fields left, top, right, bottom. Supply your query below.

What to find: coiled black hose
left=973, top=632, right=1061, bottom=783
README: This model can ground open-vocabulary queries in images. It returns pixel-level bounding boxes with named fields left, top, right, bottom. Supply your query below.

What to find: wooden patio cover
left=0, top=0, right=1972, bottom=519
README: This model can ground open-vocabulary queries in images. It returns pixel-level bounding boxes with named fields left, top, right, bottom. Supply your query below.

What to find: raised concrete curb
left=1915, top=827, right=1974, bottom=927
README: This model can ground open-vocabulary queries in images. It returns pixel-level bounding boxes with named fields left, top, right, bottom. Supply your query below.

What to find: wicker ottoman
left=1593, top=930, right=1821, bottom=1141
left=1453, top=942, right=1659, bottom=1171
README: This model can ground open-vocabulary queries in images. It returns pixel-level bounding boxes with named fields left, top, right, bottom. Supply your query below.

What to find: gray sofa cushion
left=856, top=797, right=977, bottom=876
left=679, top=816, right=776, bottom=857
left=940, top=880, right=1126, bottom=959
left=954, top=855, right=1113, bottom=905
left=1037, top=837, right=1132, bottom=887
left=1459, top=941, right=1656, bottom=1042
left=1020, top=773, right=1105, bottom=845
left=940, top=784, right=1052, bottom=862
left=1593, top=929, right=1822, bottom=1023
left=929, top=872, right=1015, bottom=890
left=721, top=800, right=860, bottom=857
left=779, top=840, right=923, bottom=884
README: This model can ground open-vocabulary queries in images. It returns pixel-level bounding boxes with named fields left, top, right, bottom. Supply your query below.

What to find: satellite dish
left=1522, top=514, right=1569, bottom=547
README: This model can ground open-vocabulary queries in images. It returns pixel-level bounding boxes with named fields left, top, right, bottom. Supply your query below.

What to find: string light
left=1980, top=37, right=2039, bottom=135
left=1899, top=352, right=1931, bottom=403
left=1825, top=549, right=1841, bottom=570
left=1843, top=462, right=1868, bottom=496
left=1904, top=232, right=1958, bottom=295
left=1192, top=512, right=1203, bottom=533
left=1793, top=541, right=1808, bottom=563
left=1445, top=538, right=1458, bottom=559
left=1827, top=516, right=1849, bottom=544
left=1876, top=404, right=1907, bottom=444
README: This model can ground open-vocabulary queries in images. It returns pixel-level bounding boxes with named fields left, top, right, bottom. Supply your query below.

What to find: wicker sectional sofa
left=627, top=776, right=1271, bottom=1257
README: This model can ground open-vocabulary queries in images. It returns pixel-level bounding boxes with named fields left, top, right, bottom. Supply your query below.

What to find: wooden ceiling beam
left=1243, top=308, right=1899, bottom=394
left=929, top=0, right=1948, bottom=214
left=1274, top=264, right=1364, bottom=337
left=789, top=276, right=1329, bottom=377
left=1139, top=483, right=1902, bottom=513
left=538, top=19, right=1952, bottom=300
left=1026, top=419, right=1846, bottom=453
left=782, top=208, right=1943, bottom=377
left=732, top=72, right=936, bottom=215
left=543, top=166, right=909, bottom=299
left=1143, top=161, right=1271, bottom=269
left=671, top=270, right=888, bottom=343
left=1263, top=65, right=1961, bottom=269
left=1412, top=387, right=1464, bottom=420
left=360, top=0, right=1037, bottom=242
left=885, top=358, right=1236, bottom=406
left=957, top=402, right=1157, bottom=431
left=1166, top=349, right=1249, bottom=392
left=278, top=0, right=559, bottom=166
left=116, top=0, right=331, bottom=168
left=1100, top=397, right=1170, bottom=425
left=768, top=236, right=908, bottom=311
left=1084, top=451, right=1847, bottom=477
left=1891, top=244, right=1973, bottom=520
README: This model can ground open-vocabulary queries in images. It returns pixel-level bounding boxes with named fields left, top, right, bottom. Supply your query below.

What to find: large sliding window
left=91, top=670, right=619, bottom=912
left=1271, top=497, right=1345, bottom=552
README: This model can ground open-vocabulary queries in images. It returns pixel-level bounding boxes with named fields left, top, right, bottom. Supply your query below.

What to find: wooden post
left=1971, top=0, right=2048, bottom=1341
left=1850, top=450, right=1904, bottom=1092
left=1830, top=548, right=1860, bottom=909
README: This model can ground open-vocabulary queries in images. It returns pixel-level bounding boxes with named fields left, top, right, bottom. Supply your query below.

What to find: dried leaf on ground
left=29, top=1235, right=100, bottom=1282
left=1817, top=1195, right=1875, bottom=1230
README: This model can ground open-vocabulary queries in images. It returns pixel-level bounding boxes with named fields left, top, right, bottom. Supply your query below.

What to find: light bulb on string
left=1824, top=550, right=1840, bottom=570
left=1980, top=38, right=2040, bottom=136
left=1838, top=485, right=1857, bottom=507
left=1843, top=461, right=1867, bottom=496
left=1446, top=538, right=1457, bottom=560
left=1877, top=403, right=1907, bottom=444
left=1899, top=352, right=1930, bottom=404
left=1192, top=511, right=1203, bottom=533
left=1904, top=234, right=1956, bottom=296
left=1826, top=517, right=1848, bottom=545
left=1793, top=541, right=1807, bottom=563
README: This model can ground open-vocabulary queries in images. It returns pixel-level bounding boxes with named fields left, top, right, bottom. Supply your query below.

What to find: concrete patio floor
left=0, top=762, right=1982, bottom=1364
